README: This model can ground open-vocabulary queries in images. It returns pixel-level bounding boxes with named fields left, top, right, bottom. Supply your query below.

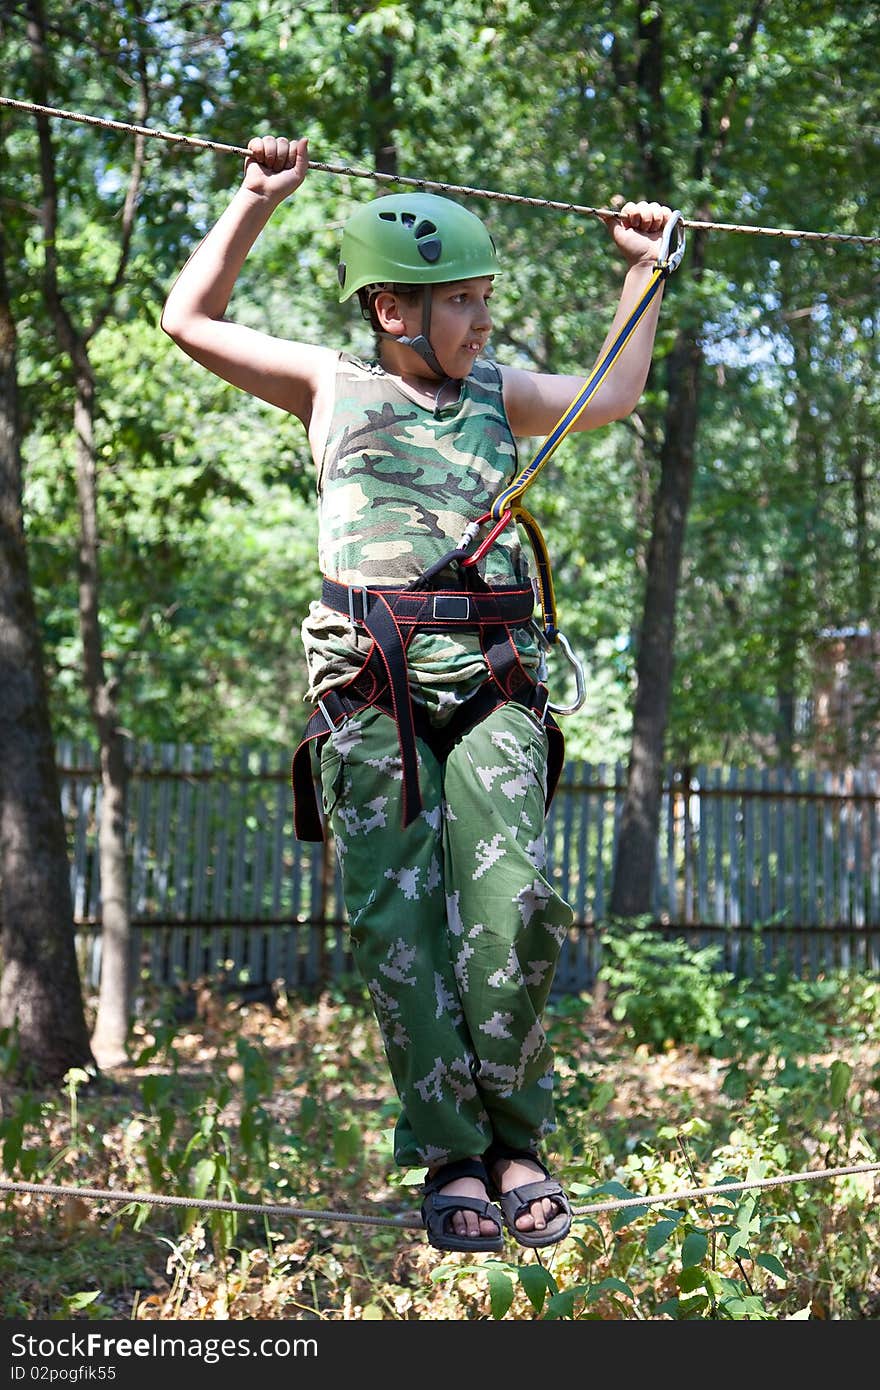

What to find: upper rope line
left=2, top=95, right=878, bottom=247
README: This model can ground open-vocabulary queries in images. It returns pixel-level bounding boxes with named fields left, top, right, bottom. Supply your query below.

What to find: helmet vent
left=379, top=210, right=396, bottom=221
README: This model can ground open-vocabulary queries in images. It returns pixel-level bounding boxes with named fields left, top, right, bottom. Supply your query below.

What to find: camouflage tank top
left=300, top=352, right=539, bottom=723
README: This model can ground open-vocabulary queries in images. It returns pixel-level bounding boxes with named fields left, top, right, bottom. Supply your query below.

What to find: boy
left=162, top=134, right=673, bottom=1252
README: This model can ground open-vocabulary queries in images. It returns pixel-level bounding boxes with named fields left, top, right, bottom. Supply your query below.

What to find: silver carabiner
left=657, top=208, right=686, bottom=276
left=546, top=630, right=587, bottom=716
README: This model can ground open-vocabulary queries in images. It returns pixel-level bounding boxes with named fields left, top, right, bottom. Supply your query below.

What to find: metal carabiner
left=656, top=208, right=686, bottom=276
left=546, top=630, right=587, bottom=716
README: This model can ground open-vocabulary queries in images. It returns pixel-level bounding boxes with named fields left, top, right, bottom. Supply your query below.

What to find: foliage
left=596, top=920, right=733, bottom=1049
left=1, top=958, right=878, bottom=1320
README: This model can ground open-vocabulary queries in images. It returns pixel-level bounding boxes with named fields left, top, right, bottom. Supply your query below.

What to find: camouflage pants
left=317, top=698, right=574, bottom=1170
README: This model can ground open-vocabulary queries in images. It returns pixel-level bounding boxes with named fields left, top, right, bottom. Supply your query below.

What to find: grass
left=1, top=941, right=879, bottom=1321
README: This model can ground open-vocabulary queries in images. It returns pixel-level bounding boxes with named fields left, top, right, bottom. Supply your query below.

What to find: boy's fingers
left=618, top=199, right=671, bottom=230
left=246, top=135, right=305, bottom=172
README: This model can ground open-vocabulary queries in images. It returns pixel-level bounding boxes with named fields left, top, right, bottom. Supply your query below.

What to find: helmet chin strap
left=381, top=286, right=456, bottom=384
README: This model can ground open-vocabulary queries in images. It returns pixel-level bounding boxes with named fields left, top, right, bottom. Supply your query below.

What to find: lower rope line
left=572, top=1161, right=880, bottom=1217
left=2, top=1161, right=876, bottom=1232
left=1, top=96, right=877, bottom=246
left=0, top=1179, right=423, bottom=1230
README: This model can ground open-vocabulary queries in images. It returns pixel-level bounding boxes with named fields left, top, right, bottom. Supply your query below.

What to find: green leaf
left=654, top=1297, right=684, bottom=1319
left=681, top=1230, right=709, bottom=1267
left=756, top=1253, right=787, bottom=1280
left=584, top=1277, right=635, bottom=1304
left=3, top=1128, right=22, bottom=1172
left=588, top=1081, right=616, bottom=1112
left=611, top=1203, right=650, bottom=1230
left=543, top=1287, right=581, bottom=1320
left=64, top=1290, right=101, bottom=1310
left=332, top=1120, right=362, bottom=1167
left=191, top=1156, right=216, bottom=1198
left=646, top=1217, right=680, bottom=1252
left=677, top=1294, right=710, bottom=1317
left=485, top=1267, right=515, bottom=1320
left=829, top=1059, right=852, bottom=1108
left=518, top=1263, right=556, bottom=1314
left=677, top=1265, right=706, bottom=1293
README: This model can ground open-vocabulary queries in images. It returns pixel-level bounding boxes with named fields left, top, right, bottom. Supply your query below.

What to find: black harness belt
left=291, top=574, right=564, bottom=841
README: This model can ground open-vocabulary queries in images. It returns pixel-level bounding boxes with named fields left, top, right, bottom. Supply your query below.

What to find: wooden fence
left=59, top=741, right=880, bottom=996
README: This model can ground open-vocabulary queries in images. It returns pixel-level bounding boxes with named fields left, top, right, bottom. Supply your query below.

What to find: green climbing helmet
left=337, top=192, right=499, bottom=301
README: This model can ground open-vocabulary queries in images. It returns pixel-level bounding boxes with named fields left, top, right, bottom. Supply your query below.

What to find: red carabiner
left=461, top=509, right=514, bottom=568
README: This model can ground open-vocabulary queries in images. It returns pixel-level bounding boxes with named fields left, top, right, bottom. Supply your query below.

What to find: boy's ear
left=372, top=290, right=407, bottom=332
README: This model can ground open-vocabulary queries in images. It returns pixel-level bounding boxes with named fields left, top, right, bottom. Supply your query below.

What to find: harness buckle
left=347, top=586, right=369, bottom=623
left=432, top=593, right=471, bottom=621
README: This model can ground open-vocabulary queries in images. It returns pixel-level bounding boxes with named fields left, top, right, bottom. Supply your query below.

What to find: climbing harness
left=291, top=573, right=563, bottom=839
left=291, top=215, right=686, bottom=840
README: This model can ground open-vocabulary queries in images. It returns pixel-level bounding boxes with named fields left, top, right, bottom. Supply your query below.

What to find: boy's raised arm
left=161, top=135, right=335, bottom=428
left=502, top=199, right=674, bottom=439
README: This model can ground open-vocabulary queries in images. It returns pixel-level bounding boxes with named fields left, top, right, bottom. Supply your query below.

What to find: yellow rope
left=1, top=96, right=877, bottom=247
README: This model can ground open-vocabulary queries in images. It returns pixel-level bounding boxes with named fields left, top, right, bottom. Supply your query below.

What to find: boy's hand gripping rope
left=458, top=214, right=687, bottom=715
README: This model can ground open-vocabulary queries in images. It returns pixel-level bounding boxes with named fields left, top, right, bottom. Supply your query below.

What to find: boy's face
left=395, top=276, right=494, bottom=379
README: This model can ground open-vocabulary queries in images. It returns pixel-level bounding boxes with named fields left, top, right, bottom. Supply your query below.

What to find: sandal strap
left=485, top=1146, right=551, bottom=1198
left=422, top=1193, right=500, bottom=1221
left=499, top=1177, right=571, bottom=1221
left=423, top=1156, right=489, bottom=1197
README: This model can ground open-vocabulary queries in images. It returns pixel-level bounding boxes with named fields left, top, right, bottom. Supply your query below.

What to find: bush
left=597, top=922, right=733, bottom=1049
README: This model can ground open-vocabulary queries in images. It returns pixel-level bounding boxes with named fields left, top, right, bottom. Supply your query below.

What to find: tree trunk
left=72, top=374, right=131, bottom=1069
left=775, top=561, right=799, bottom=761
left=27, top=0, right=148, bottom=1067
left=368, top=46, right=398, bottom=176
left=608, top=1, right=766, bottom=919
left=0, top=224, right=94, bottom=1085
left=850, top=444, right=872, bottom=623
left=610, top=324, right=704, bottom=917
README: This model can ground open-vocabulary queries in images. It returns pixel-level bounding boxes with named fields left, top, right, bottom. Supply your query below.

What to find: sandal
left=486, top=1144, right=572, bottom=1249
left=421, top=1157, right=505, bottom=1254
